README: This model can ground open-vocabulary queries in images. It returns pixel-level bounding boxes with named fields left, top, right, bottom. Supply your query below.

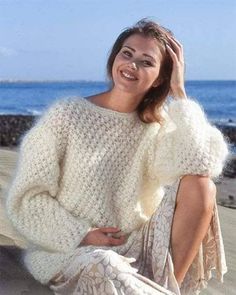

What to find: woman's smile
left=120, top=69, right=138, bottom=81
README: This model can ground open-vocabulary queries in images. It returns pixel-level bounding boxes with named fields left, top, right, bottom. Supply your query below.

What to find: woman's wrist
left=171, top=88, right=187, bottom=100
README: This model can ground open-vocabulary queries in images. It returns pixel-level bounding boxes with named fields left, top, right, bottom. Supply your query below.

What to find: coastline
left=1, top=114, right=235, bottom=179
left=0, top=114, right=236, bottom=146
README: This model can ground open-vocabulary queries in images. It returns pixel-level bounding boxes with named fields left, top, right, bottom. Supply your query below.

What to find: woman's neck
left=87, top=89, right=143, bottom=113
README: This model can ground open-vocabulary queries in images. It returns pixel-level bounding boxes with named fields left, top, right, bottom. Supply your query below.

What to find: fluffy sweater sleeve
left=148, top=98, right=229, bottom=185
left=6, top=100, right=91, bottom=253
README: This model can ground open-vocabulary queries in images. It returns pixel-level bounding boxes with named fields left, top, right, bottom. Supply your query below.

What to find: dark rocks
left=223, top=156, right=236, bottom=178
left=0, top=115, right=37, bottom=147
left=215, top=123, right=236, bottom=178
left=215, top=123, right=236, bottom=145
left=218, top=195, right=236, bottom=209
left=0, top=115, right=236, bottom=178
left=1, top=115, right=236, bottom=147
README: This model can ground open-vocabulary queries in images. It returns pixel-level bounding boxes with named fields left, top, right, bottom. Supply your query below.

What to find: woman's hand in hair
left=166, top=36, right=187, bottom=100
left=80, top=227, right=126, bottom=247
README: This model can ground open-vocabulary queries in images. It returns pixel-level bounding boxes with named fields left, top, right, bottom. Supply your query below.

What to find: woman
left=6, top=19, right=229, bottom=294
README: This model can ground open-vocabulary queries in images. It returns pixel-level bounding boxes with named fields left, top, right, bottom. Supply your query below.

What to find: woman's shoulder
left=20, top=97, right=86, bottom=147
left=45, top=96, right=84, bottom=116
left=37, top=96, right=85, bottom=126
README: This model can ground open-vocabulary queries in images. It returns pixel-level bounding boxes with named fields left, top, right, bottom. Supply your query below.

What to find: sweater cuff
left=72, top=220, right=91, bottom=249
left=49, top=217, right=92, bottom=252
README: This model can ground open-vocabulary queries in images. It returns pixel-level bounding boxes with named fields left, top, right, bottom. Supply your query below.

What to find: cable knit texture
left=6, top=97, right=229, bottom=284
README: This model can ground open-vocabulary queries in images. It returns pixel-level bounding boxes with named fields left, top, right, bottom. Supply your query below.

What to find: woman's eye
left=122, top=50, right=132, bottom=57
left=142, top=60, right=152, bottom=67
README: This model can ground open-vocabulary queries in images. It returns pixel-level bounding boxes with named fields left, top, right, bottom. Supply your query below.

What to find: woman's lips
left=120, top=70, right=138, bottom=81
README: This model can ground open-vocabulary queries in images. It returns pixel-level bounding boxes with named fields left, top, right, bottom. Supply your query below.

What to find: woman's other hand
left=80, top=227, right=126, bottom=246
left=166, top=36, right=187, bottom=100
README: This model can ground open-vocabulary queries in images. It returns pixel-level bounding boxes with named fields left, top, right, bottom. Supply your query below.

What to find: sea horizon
left=0, top=80, right=235, bottom=126
left=0, top=79, right=236, bottom=83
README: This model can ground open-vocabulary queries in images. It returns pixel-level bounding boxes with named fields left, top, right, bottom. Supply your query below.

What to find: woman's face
left=111, top=34, right=163, bottom=97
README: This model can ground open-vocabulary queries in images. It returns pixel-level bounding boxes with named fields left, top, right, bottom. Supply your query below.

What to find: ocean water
left=0, top=80, right=235, bottom=125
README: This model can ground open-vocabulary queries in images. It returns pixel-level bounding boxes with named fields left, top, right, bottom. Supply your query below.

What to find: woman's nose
left=129, top=61, right=138, bottom=70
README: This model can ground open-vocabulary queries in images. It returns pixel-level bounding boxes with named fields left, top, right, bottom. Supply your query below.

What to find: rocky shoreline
left=215, top=122, right=236, bottom=146
left=0, top=115, right=36, bottom=146
left=0, top=114, right=236, bottom=179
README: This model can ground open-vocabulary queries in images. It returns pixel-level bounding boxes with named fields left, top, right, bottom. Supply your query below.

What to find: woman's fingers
left=167, top=36, right=184, bottom=62
left=81, top=227, right=126, bottom=247
left=166, top=44, right=178, bottom=64
left=165, top=36, right=187, bottom=99
left=170, top=36, right=183, bottom=49
left=108, top=235, right=126, bottom=246
left=99, top=228, right=126, bottom=246
left=99, top=227, right=121, bottom=233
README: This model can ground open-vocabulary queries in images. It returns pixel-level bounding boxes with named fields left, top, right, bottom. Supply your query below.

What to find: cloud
left=0, top=46, right=18, bottom=57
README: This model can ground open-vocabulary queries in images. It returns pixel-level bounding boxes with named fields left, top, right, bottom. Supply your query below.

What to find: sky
left=0, top=0, right=236, bottom=81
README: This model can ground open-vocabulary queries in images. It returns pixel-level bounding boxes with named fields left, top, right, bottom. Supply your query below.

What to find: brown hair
left=107, top=19, right=174, bottom=124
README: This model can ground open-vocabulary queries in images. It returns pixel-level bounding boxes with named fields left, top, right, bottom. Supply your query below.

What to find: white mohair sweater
left=6, top=97, right=229, bottom=284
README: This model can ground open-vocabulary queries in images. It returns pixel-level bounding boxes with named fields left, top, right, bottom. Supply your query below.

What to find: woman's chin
left=113, top=81, right=140, bottom=94
left=115, top=85, right=139, bottom=96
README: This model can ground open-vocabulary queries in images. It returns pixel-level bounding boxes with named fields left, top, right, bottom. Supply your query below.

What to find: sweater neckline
left=79, top=97, right=138, bottom=120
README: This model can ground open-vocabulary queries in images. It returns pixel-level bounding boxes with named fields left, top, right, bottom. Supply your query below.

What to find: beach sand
left=0, top=148, right=235, bottom=294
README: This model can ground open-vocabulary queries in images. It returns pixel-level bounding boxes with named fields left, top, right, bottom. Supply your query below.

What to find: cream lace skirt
left=49, top=179, right=227, bottom=295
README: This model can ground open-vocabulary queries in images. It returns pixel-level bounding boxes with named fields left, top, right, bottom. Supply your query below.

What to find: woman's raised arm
left=148, top=98, right=229, bottom=184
